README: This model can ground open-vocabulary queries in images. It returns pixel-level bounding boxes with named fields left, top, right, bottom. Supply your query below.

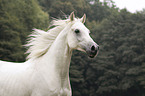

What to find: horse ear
left=69, top=12, right=75, bottom=21
left=81, top=14, right=86, bottom=23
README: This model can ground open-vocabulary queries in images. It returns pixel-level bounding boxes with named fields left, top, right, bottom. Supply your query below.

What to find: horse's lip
left=87, top=50, right=98, bottom=58
left=89, top=54, right=95, bottom=58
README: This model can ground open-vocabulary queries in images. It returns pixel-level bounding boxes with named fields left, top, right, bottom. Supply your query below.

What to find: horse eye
left=75, top=29, right=80, bottom=34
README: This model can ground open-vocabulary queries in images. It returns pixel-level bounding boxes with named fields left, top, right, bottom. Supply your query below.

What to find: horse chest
left=31, top=86, right=71, bottom=96
left=31, top=72, right=71, bottom=96
left=48, top=88, right=71, bottom=96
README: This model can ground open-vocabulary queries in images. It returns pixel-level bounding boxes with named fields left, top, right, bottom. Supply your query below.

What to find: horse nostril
left=91, top=45, right=95, bottom=51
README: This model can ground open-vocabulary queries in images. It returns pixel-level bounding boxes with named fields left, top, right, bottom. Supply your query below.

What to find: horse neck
left=34, top=25, right=72, bottom=86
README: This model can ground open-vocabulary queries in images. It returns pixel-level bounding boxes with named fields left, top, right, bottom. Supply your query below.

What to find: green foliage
left=88, top=9, right=145, bottom=96
left=0, top=0, right=49, bottom=61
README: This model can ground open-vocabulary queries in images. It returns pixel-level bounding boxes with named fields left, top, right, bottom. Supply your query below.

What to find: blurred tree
left=39, top=0, right=91, bottom=18
left=90, top=9, right=145, bottom=96
left=0, top=0, right=49, bottom=62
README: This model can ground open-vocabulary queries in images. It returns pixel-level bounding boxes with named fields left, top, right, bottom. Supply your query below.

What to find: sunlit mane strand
left=25, top=19, right=69, bottom=59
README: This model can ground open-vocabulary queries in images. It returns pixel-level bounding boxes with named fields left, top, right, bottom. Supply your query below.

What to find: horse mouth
left=89, top=54, right=96, bottom=58
left=87, top=50, right=99, bottom=58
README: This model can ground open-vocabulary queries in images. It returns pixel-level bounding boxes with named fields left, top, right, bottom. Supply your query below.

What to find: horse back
left=0, top=60, right=31, bottom=73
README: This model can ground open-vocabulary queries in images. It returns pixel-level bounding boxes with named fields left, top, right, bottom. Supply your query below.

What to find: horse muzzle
left=86, top=44, right=99, bottom=58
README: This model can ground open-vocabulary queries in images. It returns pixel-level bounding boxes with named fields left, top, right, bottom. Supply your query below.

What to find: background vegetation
left=0, top=0, right=145, bottom=96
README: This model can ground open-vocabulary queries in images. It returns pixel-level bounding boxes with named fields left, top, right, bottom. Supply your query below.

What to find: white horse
left=0, top=12, right=99, bottom=96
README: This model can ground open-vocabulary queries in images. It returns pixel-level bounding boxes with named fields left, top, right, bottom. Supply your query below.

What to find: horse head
left=67, top=12, right=99, bottom=58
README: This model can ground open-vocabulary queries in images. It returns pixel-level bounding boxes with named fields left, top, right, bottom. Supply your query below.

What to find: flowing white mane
left=25, top=19, right=69, bottom=59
